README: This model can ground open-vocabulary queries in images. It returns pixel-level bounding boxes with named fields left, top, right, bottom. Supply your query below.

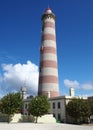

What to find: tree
left=88, top=97, right=93, bottom=115
left=66, top=98, right=91, bottom=124
left=79, top=99, right=91, bottom=123
left=28, top=96, right=50, bottom=123
left=0, top=92, right=23, bottom=122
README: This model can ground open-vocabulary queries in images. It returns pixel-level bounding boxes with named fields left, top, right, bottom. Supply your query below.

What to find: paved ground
left=0, top=123, right=93, bottom=130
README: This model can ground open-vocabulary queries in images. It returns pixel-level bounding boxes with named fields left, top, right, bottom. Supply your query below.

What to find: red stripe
left=42, top=34, right=56, bottom=41
left=44, top=22, right=55, bottom=29
left=43, top=47, right=56, bottom=54
left=39, top=75, right=58, bottom=84
left=40, top=60, right=57, bottom=68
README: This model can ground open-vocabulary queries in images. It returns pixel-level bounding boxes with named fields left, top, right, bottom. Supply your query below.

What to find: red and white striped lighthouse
left=38, top=8, right=59, bottom=98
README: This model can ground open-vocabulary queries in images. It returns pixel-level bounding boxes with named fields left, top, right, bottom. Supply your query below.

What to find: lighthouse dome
left=45, top=7, right=52, bottom=14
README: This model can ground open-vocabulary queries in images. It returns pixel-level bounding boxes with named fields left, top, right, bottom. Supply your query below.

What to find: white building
left=49, top=95, right=87, bottom=123
left=23, top=95, right=33, bottom=115
left=49, top=95, right=73, bottom=122
left=22, top=87, right=87, bottom=122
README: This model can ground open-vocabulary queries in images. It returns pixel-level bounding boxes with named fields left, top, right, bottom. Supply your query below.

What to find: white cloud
left=64, top=79, right=80, bottom=88
left=0, top=75, right=2, bottom=82
left=0, top=61, right=39, bottom=97
left=64, top=79, right=93, bottom=91
left=81, top=83, right=93, bottom=90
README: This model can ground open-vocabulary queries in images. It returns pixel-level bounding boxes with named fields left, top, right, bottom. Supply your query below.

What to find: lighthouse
left=38, top=8, right=59, bottom=98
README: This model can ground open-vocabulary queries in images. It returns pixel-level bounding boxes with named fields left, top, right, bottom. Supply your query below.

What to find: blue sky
left=0, top=0, right=93, bottom=97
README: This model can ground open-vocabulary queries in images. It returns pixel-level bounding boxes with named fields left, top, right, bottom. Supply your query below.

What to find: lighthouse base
left=37, top=114, right=56, bottom=123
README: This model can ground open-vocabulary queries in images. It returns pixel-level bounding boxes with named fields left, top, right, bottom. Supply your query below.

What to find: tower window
left=39, top=67, right=41, bottom=72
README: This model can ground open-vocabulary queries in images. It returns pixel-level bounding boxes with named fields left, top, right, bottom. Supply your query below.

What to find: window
left=53, top=113, right=55, bottom=117
left=58, top=102, right=61, bottom=109
left=39, top=67, right=41, bottom=72
left=25, top=113, right=27, bottom=115
left=58, top=113, right=61, bottom=121
left=52, top=102, right=55, bottom=109
left=25, top=103, right=28, bottom=109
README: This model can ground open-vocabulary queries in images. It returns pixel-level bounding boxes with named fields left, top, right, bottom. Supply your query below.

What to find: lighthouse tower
left=38, top=8, right=59, bottom=98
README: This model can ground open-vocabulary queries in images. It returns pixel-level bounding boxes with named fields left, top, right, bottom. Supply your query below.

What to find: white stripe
left=43, top=27, right=55, bottom=35
left=42, top=40, right=56, bottom=48
left=40, top=53, right=57, bottom=61
left=39, top=83, right=59, bottom=91
left=40, top=68, right=58, bottom=76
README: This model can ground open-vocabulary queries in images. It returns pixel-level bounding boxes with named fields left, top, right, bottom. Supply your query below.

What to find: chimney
left=70, top=87, right=74, bottom=97
left=21, top=86, right=26, bottom=99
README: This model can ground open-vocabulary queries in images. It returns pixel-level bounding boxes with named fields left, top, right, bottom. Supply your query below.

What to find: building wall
left=23, top=96, right=74, bottom=122
left=49, top=98, right=66, bottom=122
left=23, top=101, right=29, bottom=115
left=49, top=95, right=87, bottom=122
left=23, top=98, right=33, bottom=115
left=23, top=95, right=88, bottom=123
